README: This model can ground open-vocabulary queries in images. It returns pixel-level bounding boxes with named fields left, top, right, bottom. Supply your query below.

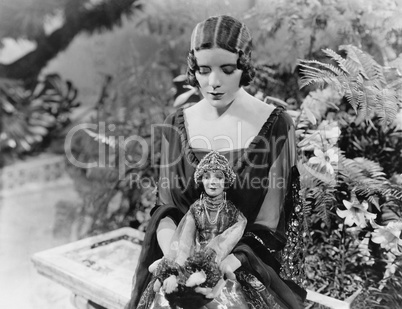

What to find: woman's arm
left=233, top=113, right=298, bottom=271
left=157, top=216, right=177, bottom=256
left=154, top=122, right=180, bottom=254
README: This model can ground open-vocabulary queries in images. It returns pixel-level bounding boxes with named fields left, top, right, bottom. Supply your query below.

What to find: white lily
left=308, top=148, right=339, bottom=174
left=336, top=199, right=376, bottom=228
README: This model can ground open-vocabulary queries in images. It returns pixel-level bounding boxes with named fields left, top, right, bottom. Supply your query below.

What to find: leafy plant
left=339, top=115, right=402, bottom=177
left=294, top=44, right=402, bottom=306
left=66, top=54, right=174, bottom=238
left=299, top=44, right=402, bottom=126
left=0, top=74, right=80, bottom=166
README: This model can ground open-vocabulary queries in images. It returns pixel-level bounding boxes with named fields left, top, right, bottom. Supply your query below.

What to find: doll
left=149, top=151, right=247, bottom=308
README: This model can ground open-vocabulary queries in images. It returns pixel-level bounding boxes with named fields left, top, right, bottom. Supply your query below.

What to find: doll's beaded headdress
left=190, top=15, right=252, bottom=57
left=194, top=151, right=236, bottom=187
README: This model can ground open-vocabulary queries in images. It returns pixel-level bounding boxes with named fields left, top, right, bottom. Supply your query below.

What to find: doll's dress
left=145, top=198, right=249, bottom=309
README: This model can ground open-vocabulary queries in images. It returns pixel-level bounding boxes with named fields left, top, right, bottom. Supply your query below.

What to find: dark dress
left=129, top=106, right=307, bottom=309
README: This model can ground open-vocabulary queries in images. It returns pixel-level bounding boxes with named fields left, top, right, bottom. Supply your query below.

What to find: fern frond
left=299, top=59, right=348, bottom=77
left=375, top=89, right=399, bottom=125
left=302, top=163, right=337, bottom=186
left=300, top=44, right=401, bottom=126
left=308, top=186, right=337, bottom=227
left=338, top=155, right=387, bottom=184
left=322, top=48, right=350, bottom=74
left=299, top=65, right=342, bottom=90
left=340, top=45, right=386, bottom=86
left=339, top=46, right=369, bottom=79
left=354, top=180, right=385, bottom=198
left=379, top=186, right=402, bottom=201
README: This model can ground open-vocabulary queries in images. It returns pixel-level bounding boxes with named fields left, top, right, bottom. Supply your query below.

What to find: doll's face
left=202, top=170, right=225, bottom=197
left=194, top=48, right=242, bottom=110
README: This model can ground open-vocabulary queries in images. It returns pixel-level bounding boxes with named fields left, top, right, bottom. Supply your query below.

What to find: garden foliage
left=296, top=45, right=402, bottom=307
left=65, top=57, right=174, bottom=237
left=0, top=74, right=80, bottom=166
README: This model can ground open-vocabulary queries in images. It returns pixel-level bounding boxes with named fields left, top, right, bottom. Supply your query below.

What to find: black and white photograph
left=1, top=0, right=402, bottom=308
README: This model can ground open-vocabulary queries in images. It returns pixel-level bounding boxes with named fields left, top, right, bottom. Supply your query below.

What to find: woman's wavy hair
left=187, top=49, right=255, bottom=88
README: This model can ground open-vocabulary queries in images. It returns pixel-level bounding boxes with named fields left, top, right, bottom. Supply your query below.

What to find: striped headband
left=190, top=15, right=252, bottom=56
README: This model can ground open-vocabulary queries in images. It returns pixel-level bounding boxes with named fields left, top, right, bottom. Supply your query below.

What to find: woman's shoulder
left=250, top=98, right=275, bottom=116
left=160, top=108, right=186, bottom=139
left=238, top=91, right=274, bottom=118
left=246, top=95, right=294, bottom=128
left=163, top=108, right=182, bottom=126
left=183, top=99, right=206, bottom=118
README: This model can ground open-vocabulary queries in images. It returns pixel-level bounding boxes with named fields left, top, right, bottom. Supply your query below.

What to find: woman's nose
left=208, top=71, right=221, bottom=88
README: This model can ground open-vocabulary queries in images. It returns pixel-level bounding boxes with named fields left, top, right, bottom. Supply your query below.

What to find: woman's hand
left=163, top=275, right=179, bottom=294
left=219, top=254, right=241, bottom=280
left=148, top=258, right=163, bottom=273
left=153, top=279, right=162, bottom=292
left=195, top=278, right=226, bottom=299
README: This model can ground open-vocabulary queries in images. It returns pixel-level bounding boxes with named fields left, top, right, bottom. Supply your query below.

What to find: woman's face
left=194, top=48, right=242, bottom=109
left=202, top=170, right=225, bottom=197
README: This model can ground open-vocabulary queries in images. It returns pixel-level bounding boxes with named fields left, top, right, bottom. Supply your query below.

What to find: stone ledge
left=0, top=154, right=68, bottom=195
left=32, top=228, right=145, bottom=309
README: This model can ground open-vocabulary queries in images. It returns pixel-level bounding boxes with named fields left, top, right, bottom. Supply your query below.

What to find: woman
left=129, top=15, right=306, bottom=309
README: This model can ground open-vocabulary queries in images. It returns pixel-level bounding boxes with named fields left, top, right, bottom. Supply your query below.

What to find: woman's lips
left=208, top=92, right=224, bottom=100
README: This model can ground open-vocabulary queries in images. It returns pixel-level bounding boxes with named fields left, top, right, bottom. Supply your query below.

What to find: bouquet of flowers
left=153, top=249, right=222, bottom=309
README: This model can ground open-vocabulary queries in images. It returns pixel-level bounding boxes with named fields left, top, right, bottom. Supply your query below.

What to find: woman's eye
left=222, top=66, right=236, bottom=74
left=198, top=67, right=211, bottom=75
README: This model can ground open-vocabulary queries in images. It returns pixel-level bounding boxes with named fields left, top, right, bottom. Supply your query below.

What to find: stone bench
left=31, top=227, right=359, bottom=309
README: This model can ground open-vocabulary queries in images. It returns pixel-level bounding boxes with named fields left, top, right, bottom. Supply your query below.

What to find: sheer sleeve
left=254, top=125, right=297, bottom=236
left=206, top=209, right=247, bottom=263
left=151, top=113, right=184, bottom=225
left=157, top=134, right=175, bottom=206
left=166, top=210, right=197, bottom=264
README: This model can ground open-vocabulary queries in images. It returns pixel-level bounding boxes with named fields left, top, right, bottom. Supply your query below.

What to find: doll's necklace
left=202, top=193, right=226, bottom=224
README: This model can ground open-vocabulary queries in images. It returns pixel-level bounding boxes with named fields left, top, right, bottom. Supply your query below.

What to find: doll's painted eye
left=202, top=172, right=211, bottom=180
left=211, top=171, right=225, bottom=180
